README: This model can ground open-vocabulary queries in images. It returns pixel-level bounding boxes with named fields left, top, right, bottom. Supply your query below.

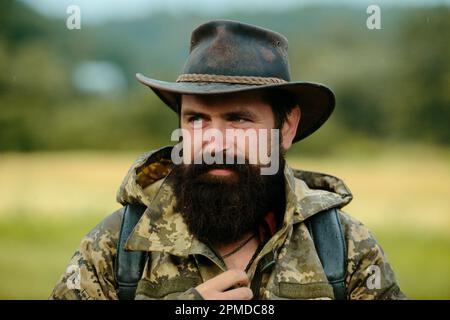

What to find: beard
left=169, top=153, right=286, bottom=246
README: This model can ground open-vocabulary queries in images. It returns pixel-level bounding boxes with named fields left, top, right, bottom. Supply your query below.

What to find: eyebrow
left=224, top=109, right=257, bottom=119
left=181, top=110, right=211, bottom=120
left=181, top=107, right=258, bottom=120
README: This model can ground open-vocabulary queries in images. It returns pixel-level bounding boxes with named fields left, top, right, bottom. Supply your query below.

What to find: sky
left=21, top=0, right=450, bottom=24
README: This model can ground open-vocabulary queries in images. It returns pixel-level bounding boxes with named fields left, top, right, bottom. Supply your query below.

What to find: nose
left=201, top=122, right=235, bottom=160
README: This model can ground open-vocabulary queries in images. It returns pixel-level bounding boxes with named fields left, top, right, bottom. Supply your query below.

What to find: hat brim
left=136, top=73, right=335, bottom=142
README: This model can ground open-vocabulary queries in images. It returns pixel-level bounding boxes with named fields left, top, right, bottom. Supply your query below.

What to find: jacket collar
left=122, top=147, right=353, bottom=257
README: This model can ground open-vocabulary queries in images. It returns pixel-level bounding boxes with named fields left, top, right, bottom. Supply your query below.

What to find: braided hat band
left=137, top=20, right=336, bottom=142
left=176, top=73, right=287, bottom=85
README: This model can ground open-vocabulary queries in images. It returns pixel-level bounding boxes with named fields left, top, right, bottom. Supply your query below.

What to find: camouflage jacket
left=50, top=146, right=406, bottom=300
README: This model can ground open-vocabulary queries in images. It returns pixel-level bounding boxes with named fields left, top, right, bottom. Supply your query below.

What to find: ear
left=281, top=106, right=301, bottom=150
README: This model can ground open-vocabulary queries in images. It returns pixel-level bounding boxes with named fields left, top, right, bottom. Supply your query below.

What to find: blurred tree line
left=0, top=1, right=449, bottom=153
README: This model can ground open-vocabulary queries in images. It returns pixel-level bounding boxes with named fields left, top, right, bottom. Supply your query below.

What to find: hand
left=195, top=269, right=253, bottom=300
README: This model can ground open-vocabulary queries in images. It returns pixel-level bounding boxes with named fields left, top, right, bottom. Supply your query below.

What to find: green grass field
left=0, top=146, right=449, bottom=299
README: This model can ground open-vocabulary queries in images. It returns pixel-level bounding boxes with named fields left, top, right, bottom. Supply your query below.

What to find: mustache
left=190, top=151, right=247, bottom=164
left=178, top=155, right=259, bottom=174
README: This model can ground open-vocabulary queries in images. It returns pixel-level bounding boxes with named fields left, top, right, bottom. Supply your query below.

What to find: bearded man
left=50, top=20, right=406, bottom=300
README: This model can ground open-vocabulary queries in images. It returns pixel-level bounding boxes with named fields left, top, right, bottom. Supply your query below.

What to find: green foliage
left=0, top=213, right=105, bottom=299
left=0, top=2, right=449, bottom=151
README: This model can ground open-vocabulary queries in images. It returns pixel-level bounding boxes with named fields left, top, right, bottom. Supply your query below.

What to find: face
left=180, top=91, right=277, bottom=177
left=169, top=91, right=299, bottom=245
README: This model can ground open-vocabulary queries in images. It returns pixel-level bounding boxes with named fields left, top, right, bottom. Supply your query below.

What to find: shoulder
left=50, top=207, right=125, bottom=300
left=337, top=210, right=372, bottom=243
left=337, top=210, right=381, bottom=263
left=337, top=210, right=407, bottom=299
left=82, top=207, right=125, bottom=257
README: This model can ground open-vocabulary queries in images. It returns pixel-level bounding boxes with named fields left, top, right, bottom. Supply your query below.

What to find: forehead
left=181, top=91, right=271, bottom=114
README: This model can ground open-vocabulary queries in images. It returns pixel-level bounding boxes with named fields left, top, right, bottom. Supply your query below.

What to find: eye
left=187, top=115, right=200, bottom=122
left=187, top=115, right=204, bottom=128
left=229, top=115, right=251, bottom=123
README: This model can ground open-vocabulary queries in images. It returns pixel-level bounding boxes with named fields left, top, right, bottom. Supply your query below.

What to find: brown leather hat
left=136, top=20, right=335, bottom=142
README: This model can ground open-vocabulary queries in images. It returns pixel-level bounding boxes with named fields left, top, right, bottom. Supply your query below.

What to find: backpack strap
left=306, top=208, right=347, bottom=300
left=115, top=204, right=347, bottom=300
left=115, top=203, right=147, bottom=300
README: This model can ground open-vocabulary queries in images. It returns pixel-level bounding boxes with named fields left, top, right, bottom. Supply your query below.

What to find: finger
left=210, top=269, right=249, bottom=292
left=218, top=287, right=254, bottom=300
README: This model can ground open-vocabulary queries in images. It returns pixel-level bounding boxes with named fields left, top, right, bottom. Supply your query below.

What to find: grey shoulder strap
left=115, top=204, right=347, bottom=300
left=306, top=208, right=347, bottom=300
left=115, top=203, right=147, bottom=300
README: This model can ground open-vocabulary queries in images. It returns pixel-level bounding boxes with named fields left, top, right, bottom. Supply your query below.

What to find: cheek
left=181, top=127, right=204, bottom=162
left=259, top=129, right=275, bottom=159
left=233, top=127, right=274, bottom=163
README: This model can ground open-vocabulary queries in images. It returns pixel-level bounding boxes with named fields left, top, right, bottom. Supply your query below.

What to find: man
left=50, top=20, right=406, bottom=300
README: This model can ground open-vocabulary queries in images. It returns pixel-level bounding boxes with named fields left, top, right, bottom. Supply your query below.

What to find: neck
left=215, top=231, right=260, bottom=271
